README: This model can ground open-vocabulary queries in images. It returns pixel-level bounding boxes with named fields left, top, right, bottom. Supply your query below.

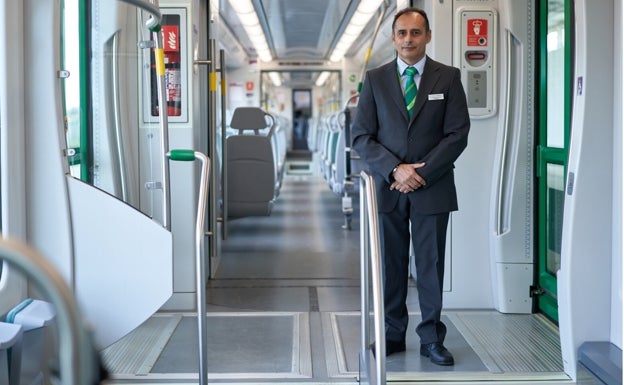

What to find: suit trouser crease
left=379, top=193, right=449, bottom=345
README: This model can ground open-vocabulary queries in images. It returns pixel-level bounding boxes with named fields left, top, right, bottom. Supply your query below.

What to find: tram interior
left=85, top=0, right=572, bottom=382
left=0, top=0, right=621, bottom=385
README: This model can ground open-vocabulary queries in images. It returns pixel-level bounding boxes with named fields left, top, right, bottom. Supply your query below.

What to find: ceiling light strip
left=268, top=72, right=282, bottom=87
left=228, top=0, right=273, bottom=62
left=329, top=0, right=385, bottom=62
left=315, top=71, right=331, bottom=87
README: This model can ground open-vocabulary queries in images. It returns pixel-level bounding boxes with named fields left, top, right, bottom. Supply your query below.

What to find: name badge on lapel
left=428, top=93, right=444, bottom=100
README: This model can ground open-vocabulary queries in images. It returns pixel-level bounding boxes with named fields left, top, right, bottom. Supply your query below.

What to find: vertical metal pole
left=167, top=150, right=211, bottom=385
left=360, top=176, right=371, bottom=355
left=208, top=39, right=218, bottom=275
left=360, top=172, right=386, bottom=385
left=194, top=152, right=210, bottom=385
left=219, top=49, right=228, bottom=239
left=151, top=25, right=171, bottom=230
left=366, top=178, right=386, bottom=385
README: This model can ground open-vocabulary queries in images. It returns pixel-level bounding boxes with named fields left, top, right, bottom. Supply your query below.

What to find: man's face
left=392, top=12, right=431, bottom=65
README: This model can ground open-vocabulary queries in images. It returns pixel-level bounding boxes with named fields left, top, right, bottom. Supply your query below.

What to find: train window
left=292, top=89, right=311, bottom=151
left=61, top=0, right=83, bottom=180
left=545, top=1, right=566, bottom=149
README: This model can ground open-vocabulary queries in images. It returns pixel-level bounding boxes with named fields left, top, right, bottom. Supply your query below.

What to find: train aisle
left=102, top=172, right=568, bottom=384
left=101, top=173, right=364, bottom=384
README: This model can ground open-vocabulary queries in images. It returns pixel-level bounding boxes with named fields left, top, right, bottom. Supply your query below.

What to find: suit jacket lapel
left=380, top=62, right=409, bottom=121
left=411, top=57, right=441, bottom=122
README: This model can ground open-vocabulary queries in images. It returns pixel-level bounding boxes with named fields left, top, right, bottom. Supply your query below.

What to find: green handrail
left=168, top=149, right=196, bottom=162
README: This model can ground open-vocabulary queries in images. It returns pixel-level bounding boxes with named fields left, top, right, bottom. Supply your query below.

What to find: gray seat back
left=227, top=107, right=276, bottom=218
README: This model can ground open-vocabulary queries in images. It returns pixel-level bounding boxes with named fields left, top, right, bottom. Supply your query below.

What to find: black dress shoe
left=370, top=340, right=406, bottom=357
left=420, top=342, right=454, bottom=366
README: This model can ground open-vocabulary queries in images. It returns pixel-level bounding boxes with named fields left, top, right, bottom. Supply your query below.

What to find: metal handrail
left=119, top=0, right=171, bottom=229
left=359, top=171, right=386, bottom=385
left=496, top=30, right=516, bottom=235
left=342, top=93, right=360, bottom=185
left=357, top=2, right=389, bottom=92
left=117, top=0, right=162, bottom=30
left=166, top=149, right=210, bottom=385
left=0, top=238, right=98, bottom=385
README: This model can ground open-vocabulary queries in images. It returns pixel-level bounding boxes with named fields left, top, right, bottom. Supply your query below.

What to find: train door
left=535, top=0, right=572, bottom=322
left=292, top=89, right=311, bottom=151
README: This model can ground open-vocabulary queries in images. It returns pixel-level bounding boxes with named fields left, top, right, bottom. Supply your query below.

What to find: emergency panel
left=142, top=8, right=189, bottom=123
left=455, top=7, right=498, bottom=118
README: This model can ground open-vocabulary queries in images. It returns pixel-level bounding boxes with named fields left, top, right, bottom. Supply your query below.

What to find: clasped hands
left=390, top=162, right=426, bottom=194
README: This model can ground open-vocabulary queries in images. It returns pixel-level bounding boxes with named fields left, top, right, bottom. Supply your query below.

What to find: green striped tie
left=404, top=66, right=418, bottom=118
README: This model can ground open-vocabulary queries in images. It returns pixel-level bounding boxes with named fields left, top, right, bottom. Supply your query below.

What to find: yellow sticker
left=155, top=49, right=165, bottom=76
left=210, top=72, right=217, bottom=92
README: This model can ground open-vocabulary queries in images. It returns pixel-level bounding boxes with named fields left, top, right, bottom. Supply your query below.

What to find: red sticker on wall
left=467, top=19, right=488, bottom=47
left=162, top=25, right=179, bottom=52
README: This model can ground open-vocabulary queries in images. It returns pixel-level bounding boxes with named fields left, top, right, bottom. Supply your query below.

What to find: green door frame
left=60, top=0, right=90, bottom=182
left=536, top=0, right=572, bottom=323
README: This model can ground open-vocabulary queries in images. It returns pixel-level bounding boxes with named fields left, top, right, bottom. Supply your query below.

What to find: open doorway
left=292, top=89, right=311, bottom=151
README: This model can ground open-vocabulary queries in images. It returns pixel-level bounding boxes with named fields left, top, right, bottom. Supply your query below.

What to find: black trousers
left=379, top=194, right=450, bottom=345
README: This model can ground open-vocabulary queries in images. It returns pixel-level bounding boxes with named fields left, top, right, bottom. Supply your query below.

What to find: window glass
left=62, top=0, right=82, bottom=178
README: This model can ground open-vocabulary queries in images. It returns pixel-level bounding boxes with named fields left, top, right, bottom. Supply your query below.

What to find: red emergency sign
left=162, top=25, right=181, bottom=116
left=162, top=25, right=179, bottom=52
left=467, top=19, right=488, bottom=47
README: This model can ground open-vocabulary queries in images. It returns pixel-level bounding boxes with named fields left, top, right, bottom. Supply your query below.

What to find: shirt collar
left=397, top=56, right=426, bottom=76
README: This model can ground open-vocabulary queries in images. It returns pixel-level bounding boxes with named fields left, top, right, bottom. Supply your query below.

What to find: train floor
left=102, top=170, right=571, bottom=384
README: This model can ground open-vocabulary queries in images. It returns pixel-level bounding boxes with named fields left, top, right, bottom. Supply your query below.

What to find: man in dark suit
left=352, top=7, right=470, bottom=366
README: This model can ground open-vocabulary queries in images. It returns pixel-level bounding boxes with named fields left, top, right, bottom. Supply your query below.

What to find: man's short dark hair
left=392, top=7, right=430, bottom=32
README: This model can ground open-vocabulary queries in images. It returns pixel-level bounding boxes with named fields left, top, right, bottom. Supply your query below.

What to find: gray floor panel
left=323, top=312, right=487, bottom=378
left=103, top=175, right=569, bottom=384
left=205, top=287, right=311, bottom=312
left=323, top=311, right=568, bottom=382
left=104, top=312, right=311, bottom=380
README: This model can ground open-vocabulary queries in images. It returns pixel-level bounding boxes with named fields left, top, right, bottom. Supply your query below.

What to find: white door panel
left=67, top=177, right=172, bottom=348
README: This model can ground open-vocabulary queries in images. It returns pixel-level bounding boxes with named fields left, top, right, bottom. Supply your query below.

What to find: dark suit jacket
left=352, top=57, right=470, bottom=214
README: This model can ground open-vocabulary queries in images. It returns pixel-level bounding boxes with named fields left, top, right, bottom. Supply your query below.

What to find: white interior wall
left=558, top=0, right=615, bottom=379
left=23, top=0, right=74, bottom=286
left=0, top=0, right=28, bottom=314
left=612, top=0, right=623, bottom=349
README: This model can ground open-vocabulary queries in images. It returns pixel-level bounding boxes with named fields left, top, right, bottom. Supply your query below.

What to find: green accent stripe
left=5, top=298, right=33, bottom=323
left=79, top=0, right=89, bottom=182
left=168, top=149, right=196, bottom=162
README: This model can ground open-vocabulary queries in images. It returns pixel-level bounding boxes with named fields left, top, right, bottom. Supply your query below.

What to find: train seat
left=0, top=322, right=22, bottom=385
left=5, top=299, right=55, bottom=385
left=271, top=118, right=288, bottom=192
left=323, top=115, right=341, bottom=185
left=331, top=124, right=347, bottom=194
left=350, top=148, right=367, bottom=178
left=325, top=109, right=363, bottom=195
left=227, top=107, right=278, bottom=218
left=317, top=118, right=331, bottom=177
